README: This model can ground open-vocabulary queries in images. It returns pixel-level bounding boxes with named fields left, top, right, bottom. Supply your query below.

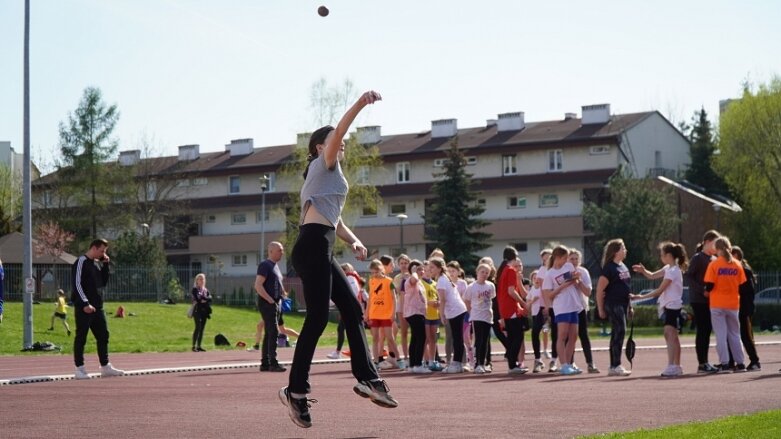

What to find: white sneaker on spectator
left=378, top=360, right=395, bottom=370
left=100, top=363, right=125, bottom=377
left=473, top=365, right=486, bottom=374
left=462, top=363, right=473, bottom=372
left=326, top=351, right=341, bottom=359
left=608, top=365, right=631, bottom=376
left=74, top=366, right=91, bottom=380
left=532, top=360, right=544, bottom=373
left=543, top=351, right=551, bottom=360
left=442, top=362, right=464, bottom=374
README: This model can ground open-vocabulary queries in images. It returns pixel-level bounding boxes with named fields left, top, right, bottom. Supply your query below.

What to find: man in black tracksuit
left=72, top=239, right=124, bottom=379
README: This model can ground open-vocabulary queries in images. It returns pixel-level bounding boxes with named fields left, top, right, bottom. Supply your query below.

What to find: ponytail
left=303, top=125, right=335, bottom=180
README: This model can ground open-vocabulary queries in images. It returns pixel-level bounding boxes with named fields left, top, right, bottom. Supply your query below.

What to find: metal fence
left=2, top=263, right=779, bottom=307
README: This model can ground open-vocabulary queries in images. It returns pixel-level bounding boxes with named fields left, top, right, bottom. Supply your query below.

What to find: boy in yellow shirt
left=49, top=289, right=71, bottom=336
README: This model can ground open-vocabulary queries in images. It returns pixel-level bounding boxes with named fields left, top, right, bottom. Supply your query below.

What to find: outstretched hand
left=352, top=241, right=368, bottom=261
left=359, top=90, right=382, bottom=106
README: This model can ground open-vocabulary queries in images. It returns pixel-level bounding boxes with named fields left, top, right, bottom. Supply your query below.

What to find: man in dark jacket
left=72, top=239, right=124, bottom=379
left=255, top=241, right=287, bottom=372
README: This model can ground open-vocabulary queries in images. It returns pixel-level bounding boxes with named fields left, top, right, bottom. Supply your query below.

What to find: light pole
left=396, top=213, right=408, bottom=255
left=259, top=174, right=269, bottom=256
left=22, top=0, right=34, bottom=350
left=712, top=203, right=721, bottom=230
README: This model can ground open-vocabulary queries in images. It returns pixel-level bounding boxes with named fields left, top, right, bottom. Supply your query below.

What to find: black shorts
left=54, top=312, right=67, bottom=320
left=662, top=308, right=681, bottom=328
left=519, top=316, right=530, bottom=331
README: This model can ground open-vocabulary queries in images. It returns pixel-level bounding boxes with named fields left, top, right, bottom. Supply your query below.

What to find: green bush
left=631, top=305, right=663, bottom=327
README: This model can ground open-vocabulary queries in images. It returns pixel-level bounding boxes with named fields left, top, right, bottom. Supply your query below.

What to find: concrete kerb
left=2, top=340, right=778, bottom=386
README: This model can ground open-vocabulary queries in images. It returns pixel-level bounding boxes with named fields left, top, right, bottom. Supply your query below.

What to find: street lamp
left=396, top=213, right=408, bottom=255
left=259, top=174, right=270, bottom=256
left=712, top=203, right=721, bottom=230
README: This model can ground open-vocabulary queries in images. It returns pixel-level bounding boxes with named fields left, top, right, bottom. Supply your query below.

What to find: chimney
left=296, top=132, right=311, bottom=148
left=356, top=126, right=381, bottom=144
left=581, top=104, right=611, bottom=124
left=564, top=112, right=578, bottom=120
left=225, top=138, right=253, bottom=156
left=486, top=119, right=497, bottom=128
left=431, top=119, right=457, bottom=138
left=118, top=150, right=141, bottom=166
left=178, top=144, right=200, bottom=161
left=497, top=112, right=525, bottom=132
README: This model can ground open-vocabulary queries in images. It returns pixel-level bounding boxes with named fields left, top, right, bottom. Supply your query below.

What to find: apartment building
left=32, top=104, right=690, bottom=275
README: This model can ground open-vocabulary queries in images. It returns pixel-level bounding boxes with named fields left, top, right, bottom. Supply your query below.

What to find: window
left=362, top=204, right=377, bottom=217
left=539, top=194, right=559, bottom=208
left=193, top=177, right=208, bottom=186
left=231, top=213, right=247, bottom=224
left=229, top=176, right=241, bottom=194
left=388, top=204, right=406, bottom=215
left=590, top=145, right=610, bottom=155
left=476, top=198, right=486, bottom=207
left=655, top=151, right=662, bottom=168
left=176, top=179, right=190, bottom=187
left=43, top=190, right=52, bottom=207
left=256, top=210, right=270, bottom=222
left=356, top=166, right=370, bottom=185
left=433, top=158, right=446, bottom=168
left=232, top=254, right=248, bottom=266
left=145, top=181, right=157, bottom=200
left=513, top=242, right=528, bottom=253
left=205, top=215, right=216, bottom=223
left=502, top=155, right=517, bottom=175
left=547, top=150, right=563, bottom=172
left=396, top=162, right=410, bottom=183
left=507, top=196, right=526, bottom=209
left=465, top=156, right=478, bottom=165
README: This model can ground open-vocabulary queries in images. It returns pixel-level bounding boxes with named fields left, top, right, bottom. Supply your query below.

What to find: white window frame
left=255, top=210, right=270, bottom=222
left=388, top=203, right=406, bottom=216
left=396, top=162, right=411, bottom=183
left=231, top=212, right=247, bottom=224
left=507, top=196, right=526, bottom=209
left=539, top=194, right=559, bottom=208
left=547, top=150, right=563, bottom=172
left=193, top=177, right=208, bottom=186
left=465, top=156, right=478, bottom=166
left=205, top=214, right=216, bottom=223
left=229, top=176, right=241, bottom=194
left=502, top=154, right=517, bottom=176
left=176, top=179, right=190, bottom=187
left=433, top=158, right=446, bottom=168
left=589, top=145, right=610, bottom=155
left=356, top=166, right=370, bottom=185
left=232, top=254, right=248, bottom=266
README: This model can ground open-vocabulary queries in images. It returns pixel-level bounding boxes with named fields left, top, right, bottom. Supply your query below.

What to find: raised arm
left=323, top=91, right=382, bottom=169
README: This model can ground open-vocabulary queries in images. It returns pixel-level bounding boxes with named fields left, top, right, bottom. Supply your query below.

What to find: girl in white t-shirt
left=527, top=270, right=547, bottom=373
left=430, top=257, right=468, bottom=373
left=542, top=245, right=584, bottom=376
left=463, top=263, right=496, bottom=374
left=632, top=242, right=689, bottom=377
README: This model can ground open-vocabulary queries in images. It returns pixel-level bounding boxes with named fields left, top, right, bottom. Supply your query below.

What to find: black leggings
left=405, top=314, right=426, bottom=368
left=531, top=308, right=558, bottom=360
left=576, top=309, right=593, bottom=365
left=605, top=302, right=627, bottom=368
left=738, top=310, right=759, bottom=364
left=691, top=302, right=713, bottom=364
left=192, top=312, right=208, bottom=348
left=289, top=224, right=378, bottom=394
left=336, top=318, right=346, bottom=351
left=505, top=317, right=524, bottom=368
left=448, top=313, right=466, bottom=364
left=473, top=321, right=492, bottom=366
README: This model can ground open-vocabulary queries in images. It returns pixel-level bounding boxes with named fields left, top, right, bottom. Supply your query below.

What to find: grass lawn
left=581, top=409, right=781, bottom=438
left=0, top=301, right=339, bottom=355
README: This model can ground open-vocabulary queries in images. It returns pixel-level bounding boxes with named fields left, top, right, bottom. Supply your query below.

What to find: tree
left=279, top=79, right=382, bottom=267
left=583, top=169, right=679, bottom=268
left=33, top=221, right=75, bottom=289
left=0, top=164, right=22, bottom=234
left=58, top=86, right=128, bottom=240
left=683, top=108, right=729, bottom=195
left=716, top=77, right=781, bottom=269
left=423, top=139, right=491, bottom=273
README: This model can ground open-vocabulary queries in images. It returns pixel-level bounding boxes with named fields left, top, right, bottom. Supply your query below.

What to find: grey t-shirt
left=300, top=154, right=349, bottom=226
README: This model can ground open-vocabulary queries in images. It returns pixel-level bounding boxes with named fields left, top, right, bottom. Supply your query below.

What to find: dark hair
left=408, top=259, right=422, bottom=273
left=702, top=229, right=720, bottom=243
left=496, top=246, right=518, bottom=284
left=731, top=246, right=753, bottom=272
left=659, top=241, right=689, bottom=271
left=90, top=238, right=109, bottom=249
left=380, top=255, right=394, bottom=266
left=600, top=239, right=624, bottom=268
left=303, top=125, right=334, bottom=179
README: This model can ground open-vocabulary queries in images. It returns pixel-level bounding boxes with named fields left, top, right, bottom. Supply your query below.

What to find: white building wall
left=623, top=113, right=690, bottom=177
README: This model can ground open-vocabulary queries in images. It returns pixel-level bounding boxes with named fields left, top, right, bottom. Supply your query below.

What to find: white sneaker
left=74, top=365, right=91, bottom=380
left=543, top=351, right=551, bottom=360
left=397, top=359, right=407, bottom=370
left=608, top=365, right=631, bottom=376
left=462, top=363, right=473, bottom=372
left=532, top=360, right=544, bottom=373
left=442, top=362, right=464, bottom=374
left=100, top=363, right=125, bottom=377
left=548, top=360, right=559, bottom=373
left=412, top=365, right=433, bottom=374
left=474, top=365, right=486, bottom=374
left=378, top=360, right=396, bottom=370
left=326, top=350, right=342, bottom=359
left=484, top=364, right=493, bottom=373
left=661, top=364, right=683, bottom=377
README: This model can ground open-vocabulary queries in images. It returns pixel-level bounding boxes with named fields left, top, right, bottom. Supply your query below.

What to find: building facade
left=32, top=104, right=691, bottom=275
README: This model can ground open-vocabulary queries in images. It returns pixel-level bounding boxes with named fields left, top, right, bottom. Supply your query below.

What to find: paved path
left=1, top=336, right=780, bottom=438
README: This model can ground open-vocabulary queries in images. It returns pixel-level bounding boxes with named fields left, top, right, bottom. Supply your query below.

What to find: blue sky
left=1, top=1, right=779, bottom=172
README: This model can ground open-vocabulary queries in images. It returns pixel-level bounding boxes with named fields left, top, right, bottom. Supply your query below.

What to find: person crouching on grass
left=632, top=242, right=688, bottom=377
